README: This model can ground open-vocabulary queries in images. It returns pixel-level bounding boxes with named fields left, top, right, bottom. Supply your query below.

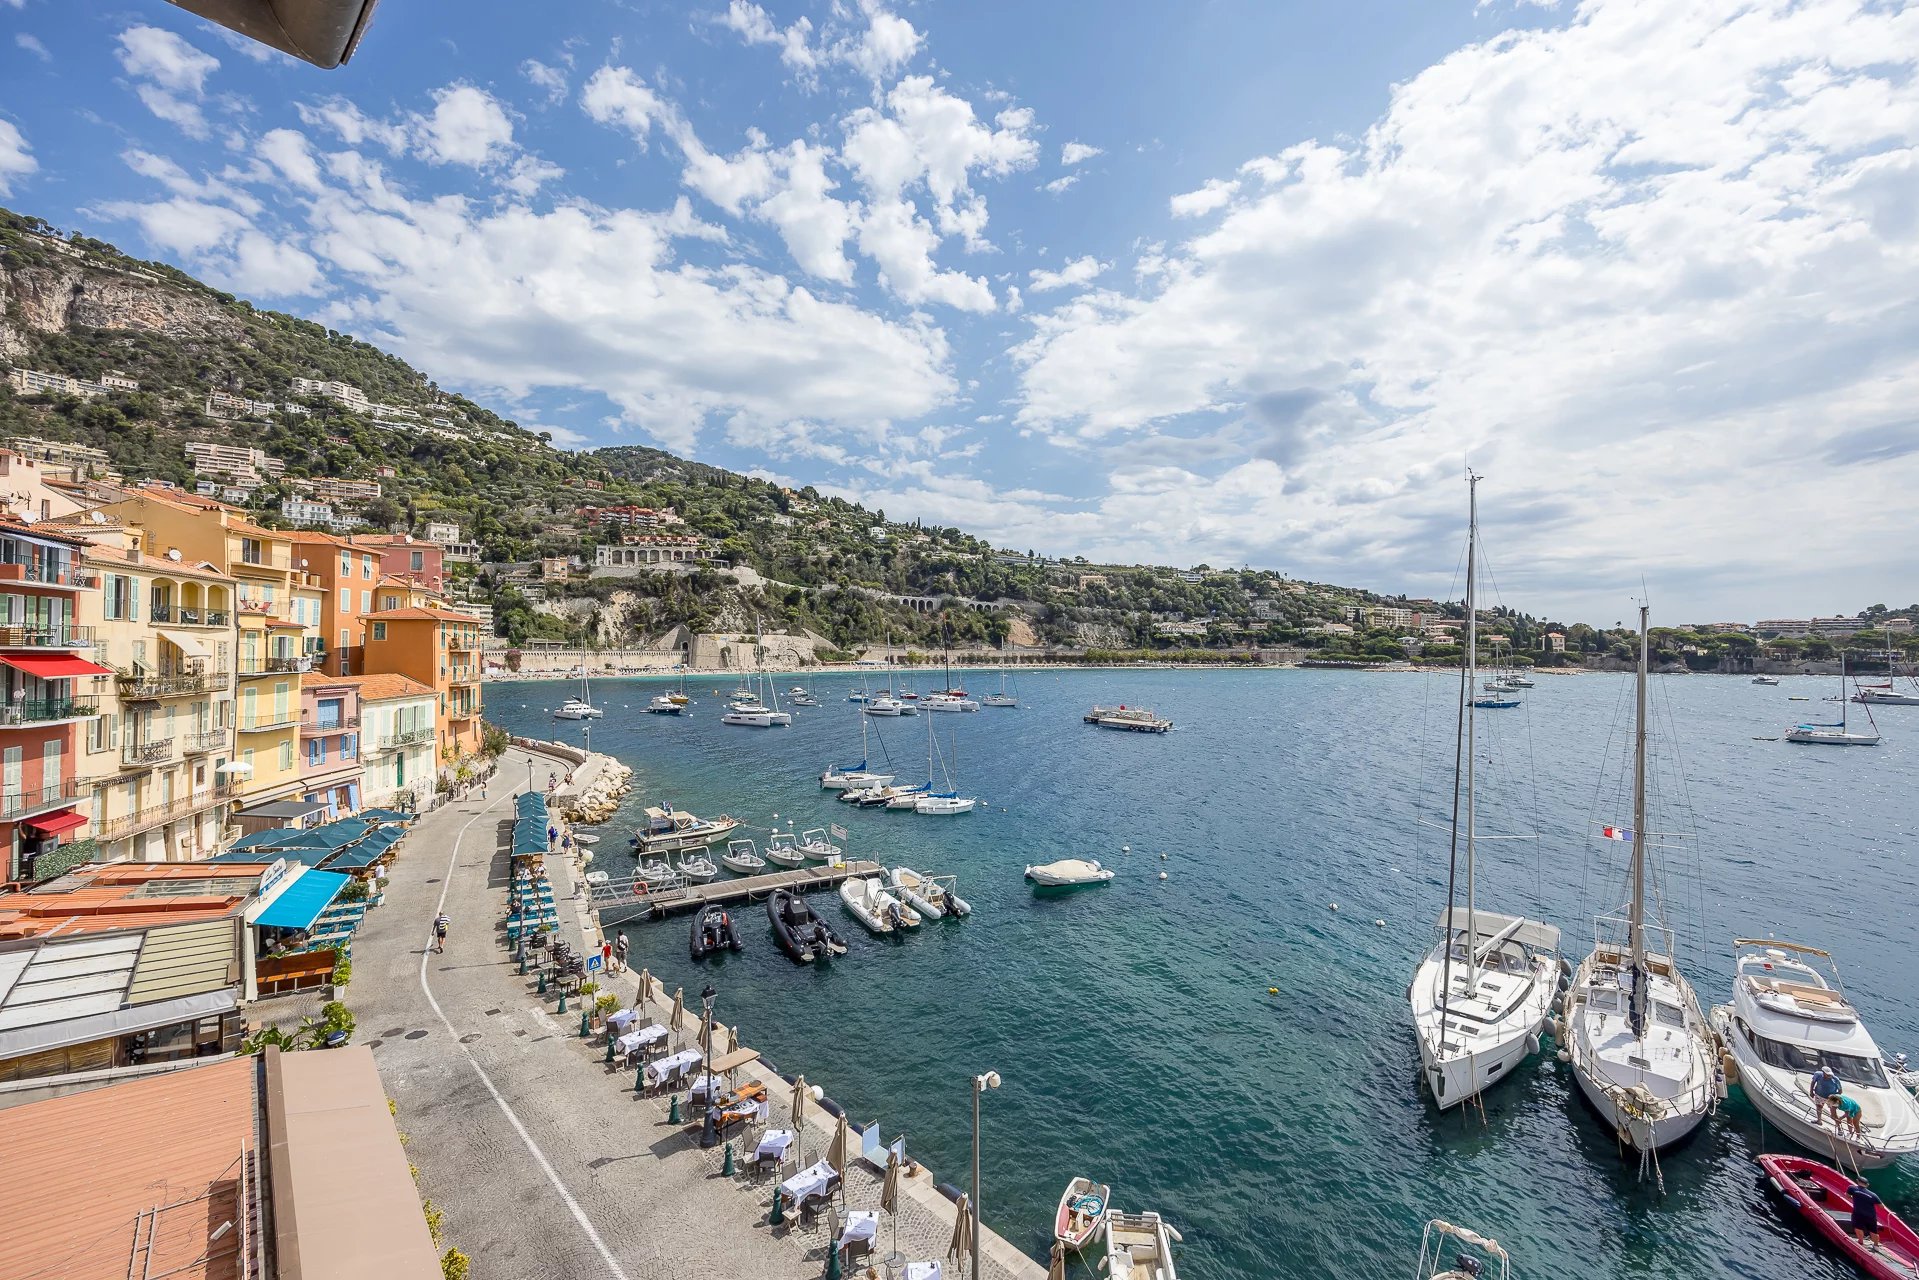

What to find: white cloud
left=1040, top=174, right=1079, bottom=195
left=115, top=26, right=221, bottom=138
left=1027, top=255, right=1107, bottom=292
left=1013, top=0, right=1919, bottom=615
left=842, top=8, right=922, bottom=83
left=295, top=97, right=410, bottom=154
left=122, top=149, right=263, bottom=216
left=719, top=0, right=819, bottom=78
left=719, top=0, right=919, bottom=87
left=755, top=141, right=859, bottom=282
left=521, top=59, right=569, bottom=105
left=258, top=129, right=323, bottom=192
left=1167, top=177, right=1238, bottom=217
left=0, top=120, right=36, bottom=196
left=504, top=154, right=565, bottom=197
left=419, top=85, right=516, bottom=168
left=581, top=66, right=667, bottom=148
left=1061, top=141, right=1102, bottom=166
left=857, top=195, right=995, bottom=311
left=15, top=33, right=50, bottom=62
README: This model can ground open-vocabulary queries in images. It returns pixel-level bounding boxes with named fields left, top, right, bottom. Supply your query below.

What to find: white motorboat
left=1710, top=939, right=1919, bottom=1168
left=889, top=867, right=970, bottom=918
left=914, top=793, right=976, bottom=815
left=1024, top=858, right=1114, bottom=888
left=840, top=876, right=920, bottom=934
left=553, top=696, right=602, bottom=720
left=1854, top=687, right=1919, bottom=705
left=925, top=693, right=980, bottom=712
left=797, top=828, right=843, bottom=862
left=864, top=696, right=907, bottom=716
left=722, top=700, right=792, bottom=727
left=789, top=687, right=821, bottom=707
left=1561, top=605, right=1716, bottom=1157
left=637, top=856, right=677, bottom=881
left=646, top=694, right=686, bottom=715
left=1786, top=657, right=1879, bottom=744
left=635, top=806, right=738, bottom=855
left=1083, top=705, right=1172, bottom=733
left=764, top=831, right=806, bottom=868
left=1415, top=1220, right=1508, bottom=1280
left=1054, top=1177, right=1109, bottom=1255
left=1409, top=473, right=1560, bottom=1111
left=1505, top=674, right=1535, bottom=688
left=1752, top=674, right=1781, bottom=686
left=676, top=849, right=718, bottom=882
left=720, top=838, right=766, bottom=875
left=1102, top=1210, right=1180, bottom=1280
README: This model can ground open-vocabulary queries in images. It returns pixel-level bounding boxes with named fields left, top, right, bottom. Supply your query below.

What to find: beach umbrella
left=827, top=1112, right=850, bottom=1175
left=948, top=1193, right=973, bottom=1264
left=789, top=1075, right=810, bottom=1160
left=1048, top=1241, right=1067, bottom=1280
left=669, top=986, right=685, bottom=1031
left=881, top=1148, right=902, bottom=1259
left=636, top=968, right=652, bottom=1007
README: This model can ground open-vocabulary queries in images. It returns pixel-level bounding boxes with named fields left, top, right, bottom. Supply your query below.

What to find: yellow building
left=96, top=485, right=324, bottom=821
left=46, top=511, right=238, bottom=863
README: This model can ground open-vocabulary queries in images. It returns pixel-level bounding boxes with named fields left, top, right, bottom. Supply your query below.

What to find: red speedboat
left=1758, top=1154, right=1919, bottom=1280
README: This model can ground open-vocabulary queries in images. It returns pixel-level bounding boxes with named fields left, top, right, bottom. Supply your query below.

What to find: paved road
left=353, top=748, right=1041, bottom=1280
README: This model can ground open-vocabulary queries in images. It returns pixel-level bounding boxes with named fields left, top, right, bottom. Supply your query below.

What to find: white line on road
left=419, top=765, right=633, bottom=1280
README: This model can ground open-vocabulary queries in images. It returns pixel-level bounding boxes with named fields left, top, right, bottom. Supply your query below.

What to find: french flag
left=1603, top=826, right=1633, bottom=841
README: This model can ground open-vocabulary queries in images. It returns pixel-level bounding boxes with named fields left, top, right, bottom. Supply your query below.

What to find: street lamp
left=698, top=983, right=719, bottom=1146
left=970, top=1069, right=1000, bottom=1280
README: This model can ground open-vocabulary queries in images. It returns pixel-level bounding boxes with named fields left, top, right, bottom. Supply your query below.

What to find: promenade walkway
left=352, top=747, right=1043, bottom=1280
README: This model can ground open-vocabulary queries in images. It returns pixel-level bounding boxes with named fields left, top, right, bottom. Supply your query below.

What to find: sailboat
left=1407, top=473, right=1562, bottom=1110
left=1561, top=604, right=1716, bottom=1160
left=821, top=714, right=895, bottom=790
left=668, top=666, right=691, bottom=705
left=721, top=630, right=792, bottom=727
left=552, top=667, right=603, bottom=719
left=1785, top=654, right=1879, bottom=744
left=1853, top=640, right=1919, bottom=705
left=981, top=671, right=1018, bottom=708
left=914, top=709, right=976, bottom=815
left=926, top=624, right=980, bottom=711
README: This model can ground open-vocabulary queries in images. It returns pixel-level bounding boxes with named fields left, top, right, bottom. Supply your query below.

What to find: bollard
left=579, top=1009, right=590, bottom=1038
left=635, top=1060, right=646, bottom=1093
left=824, top=1246, right=841, bottom=1280
left=518, top=954, right=527, bottom=976
left=536, top=969, right=547, bottom=995
left=770, top=1188, right=785, bottom=1227
left=604, top=1037, right=615, bottom=1064
left=722, top=1142, right=735, bottom=1176
left=557, top=991, right=567, bottom=1014
left=668, top=1095, right=681, bottom=1124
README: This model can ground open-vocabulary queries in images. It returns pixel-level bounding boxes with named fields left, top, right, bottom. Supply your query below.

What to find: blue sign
left=586, top=954, right=604, bottom=973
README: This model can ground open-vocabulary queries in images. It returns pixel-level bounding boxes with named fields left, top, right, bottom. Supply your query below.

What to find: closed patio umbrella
left=669, top=986, right=685, bottom=1031
left=636, top=968, right=652, bottom=1007
left=948, top=1193, right=973, bottom=1265
left=827, top=1112, right=850, bottom=1175
left=789, top=1075, right=810, bottom=1160
left=881, top=1148, right=902, bottom=1259
left=1048, top=1241, right=1067, bottom=1280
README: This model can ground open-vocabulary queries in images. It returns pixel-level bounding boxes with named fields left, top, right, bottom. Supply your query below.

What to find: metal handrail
left=300, top=713, right=361, bottom=735
left=0, top=624, right=94, bottom=647
left=0, top=778, right=82, bottom=819
left=239, top=711, right=299, bottom=732
left=92, top=791, right=225, bottom=841
left=122, top=738, right=175, bottom=766
left=183, top=729, right=229, bottom=753
left=0, top=698, right=98, bottom=725
left=117, top=671, right=231, bottom=698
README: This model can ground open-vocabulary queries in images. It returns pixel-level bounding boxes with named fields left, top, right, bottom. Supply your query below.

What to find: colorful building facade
left=359, top=607, right=485, bottom=766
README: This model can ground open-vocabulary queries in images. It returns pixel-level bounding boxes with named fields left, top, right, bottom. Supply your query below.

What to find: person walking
left=614, top=932, right=629, bottom=973
left=432, top=912, right=450, bottom=954
left=600, top=938, right=614, bottom=973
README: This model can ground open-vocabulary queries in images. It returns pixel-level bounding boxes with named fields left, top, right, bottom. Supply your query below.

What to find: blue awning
left=513, top=821, right=548, bottom=855
left=316, top=818, right=373, bottom=844
left=515, top=793, right=547, bottom=818
left=227, top=828, right=303, bottom=851
left=360, top=807, right=414, bottom=824
left=255, top=870, right=350, bottom=930
left=320, top=846, right=384, bottom=870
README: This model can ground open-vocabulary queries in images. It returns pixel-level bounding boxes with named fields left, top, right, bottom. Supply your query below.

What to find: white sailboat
left=913, top=708, right=976, bottom=815
left=821, top=715, right=894, bottom=790
left=553, top=668, right=603, bottom=719
left=1562, top=605, right=1716, bottom=1162
left=1853, top=641, right=1919, bottom=704
left=1785, top=655, right=1879, bottom=744
left=981, top=671, right=1018, bottom=707
left=1408, top=473, right=1561, bottom=1110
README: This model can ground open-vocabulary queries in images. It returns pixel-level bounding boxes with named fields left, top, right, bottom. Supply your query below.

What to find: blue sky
left=3, top=0, right=1917, bottom=623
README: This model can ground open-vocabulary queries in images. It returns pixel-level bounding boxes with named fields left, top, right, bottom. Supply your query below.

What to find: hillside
left=17, top=203, right=1906, bottom=670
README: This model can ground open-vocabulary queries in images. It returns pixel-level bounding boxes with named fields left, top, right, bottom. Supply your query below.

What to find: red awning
left=0, top=654, right=115, bottom=678
left=23, top=809, right=89, bottom=835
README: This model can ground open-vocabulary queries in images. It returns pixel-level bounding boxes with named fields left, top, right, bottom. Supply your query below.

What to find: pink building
left=348, top=535, right=445, bottom=596
left=298, top=672, right=364, bottom=816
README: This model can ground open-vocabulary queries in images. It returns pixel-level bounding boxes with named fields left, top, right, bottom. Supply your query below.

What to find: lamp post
left=698, top=983, right=718, bottom=1146
left=970, top=1069, right=999, bottom=1280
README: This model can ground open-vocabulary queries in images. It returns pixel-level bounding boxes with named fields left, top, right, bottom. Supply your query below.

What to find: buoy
left=1268, top=987, right=1278, bottom=996
left=1328, top=903, right=1338, bottom=912
left=1121, top=845, right=1130, bottom=853
left=1374, top=919, right=1385, bottom=927
left=1159, top=852, right=1167, bottom=861
left=1158, top=871, right=1168, bottom=880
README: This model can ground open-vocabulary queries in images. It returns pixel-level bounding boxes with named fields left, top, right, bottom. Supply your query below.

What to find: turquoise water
left=490, top=669, right=1919, bottom=1279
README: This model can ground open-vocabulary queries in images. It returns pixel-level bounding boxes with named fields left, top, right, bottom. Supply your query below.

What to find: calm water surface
left=489, top=668, right=1919, bottom=1279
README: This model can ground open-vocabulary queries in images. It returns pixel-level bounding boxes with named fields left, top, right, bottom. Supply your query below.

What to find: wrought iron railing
left=91, top=791, right=224, bottom=842
left=122, top=738, right=175, bottom=767
left=239, top=709, right=299, bottom=732
left=183, top=729, right=228, bottom=753
left=0, top=624, right=94, bottom=648
left=117, top=671, right=230, bottom=698
left=0, top=778, right=82, bottom=819
left=300, top=713, right=361, bottom=736
left=0, top=698, right=98, bottom=726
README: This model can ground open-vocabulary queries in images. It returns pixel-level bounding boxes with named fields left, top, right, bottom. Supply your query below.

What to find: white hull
left=1563, top=954, right=1715, bottom=1152
left=764, top=847, right=807, bottom=868
left=926, top=698, right=979, bottom=712
left=1025, top=859, right=1113, bottom=888
left=1570, top=1059, right=1709, bottom=1151
left=1855, top=690, right=1919, bottom=705
left=981, top=695, right=1017, bottom=707
left=721, top=853, right=765, bottom=874
left=840, top=877, right=919, bottom=934
left=723, top=710, right=792, bottom=727
left=821, top=771, right=894, bottom=790
left=1409, top=937, right=1556, bottom=1110
left=553, top=708, right=602, bottom=720
left=1784, top=727, right=1878, bottom=745
left=915, top=795, right=976, bottom=815
left=677, top=855, right=718, bottom=882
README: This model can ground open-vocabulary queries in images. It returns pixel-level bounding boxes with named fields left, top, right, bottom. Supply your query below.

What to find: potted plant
left=594, top=993, right=619, bottom=1027
left=578, top=979, right=600, bottom=1019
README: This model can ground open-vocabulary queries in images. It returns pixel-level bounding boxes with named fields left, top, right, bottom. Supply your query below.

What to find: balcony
left=117, top=671, right=231, bottom=699
left=238, top=656, right=312, bottom=677
left=148, top=605, right=231, bottom=627
left=0, top=562, right=96, bottom=589
left=0, top=697, right=99, bottom=728
left=91, top=791, right=225, bottom=843
left=0, top=777, right=83, bottom=821
left=121, top=738, right=175, bottom=768
left=0, top=624, right=95, bottom=649
left=239, top=709, right=299, bottom=733
left=183, top=729, right=228, bottom=754
left=375, top=726, right=435, bottom=752
left=300, top=712, right=360, bottom=736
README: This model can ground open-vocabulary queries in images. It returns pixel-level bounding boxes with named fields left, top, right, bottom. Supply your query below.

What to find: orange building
left=359, top=606, right=485, bottom=764
left=287, top=531, right=383, bottom=677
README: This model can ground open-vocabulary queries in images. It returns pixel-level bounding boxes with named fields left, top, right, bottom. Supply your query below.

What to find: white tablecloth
left=645, top=1048, right=703, bottom=1086
left=837, top=1211, right=879, bottom=1247
left=631, top=1022, right=668, bottom=1047
left=753, top=1128, right=794, bottom=1161
left=779, top=1158, right=839, bottom=1203
left=606, top=1009, right=638, bottom=1035
left=903, top=1264, right=943, bottom=1280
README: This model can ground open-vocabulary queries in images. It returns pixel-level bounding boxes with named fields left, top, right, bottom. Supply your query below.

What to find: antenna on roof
left=166, top=548, right=182, bottom=561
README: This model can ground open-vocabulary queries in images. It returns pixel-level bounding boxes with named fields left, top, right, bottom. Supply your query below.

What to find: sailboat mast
left=1462, top=475, right=1481, bottom=983
left=1628, top=604, right=1650, bottom=1039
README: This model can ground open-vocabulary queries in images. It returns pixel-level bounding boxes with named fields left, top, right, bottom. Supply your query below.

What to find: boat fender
left=1525, top=1032, right=1542, bottom=1058
left=1720, top=1052, right=1741, bottom=1087
left=1158, top=872, right=1168, bottom=881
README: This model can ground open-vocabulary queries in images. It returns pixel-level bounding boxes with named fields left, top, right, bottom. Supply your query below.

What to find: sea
left=487, top=667, right=1918, bottom=1280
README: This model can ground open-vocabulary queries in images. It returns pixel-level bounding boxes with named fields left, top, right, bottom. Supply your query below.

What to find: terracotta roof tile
left=364, top=606, right=480, bottom=622
left=0, top=1057, right=258, bottom=1280
left=300, top=671, right=436, bottom=701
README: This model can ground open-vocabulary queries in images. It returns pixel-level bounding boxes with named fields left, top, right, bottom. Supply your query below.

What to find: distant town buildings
left=580, top=504, right=681, bottom=531
left=3, top=436, right=117, bottom=481
left=1752, top=616, right=1867, bottom=639
left=6, top=368, right=140, bottom=399
left=1348, top=605, right=1425, bottom=631
left=422, top=520, right=482, bottom=562
left=292, top=477, right=383, bottom=507
left=593, top=537, right=717, bottom=569
left=290, top=377, right=370, bottom=413
left=183, top=442, right=285, bottom=494
left=203, top=389, right=277, bottom=420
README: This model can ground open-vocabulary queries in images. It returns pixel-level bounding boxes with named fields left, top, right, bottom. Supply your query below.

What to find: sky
left=2, top=0, right=1917, bottom=624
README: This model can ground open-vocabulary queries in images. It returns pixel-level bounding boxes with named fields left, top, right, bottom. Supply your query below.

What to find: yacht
left=720, top=838, right=766, bottom=875
left=646, top=694, right=686, bottom=715
left=1562, top=606, right=1716, bottom=1157
left=1711, top=940, right=1919, bottom=1167
left=764, top=831, right=806, bottom=868
left=1786, top=657, right=1879, bottom=744
left=1409, top=474, right=1561, bottom=1110
left=863, top=696, right=907, bottom=716
left=1752, top=674, right=1781, bottom=686
left=840, top=876, right=919, bottom=935
left=981, top=672, right=1018, bottom=708
left=788, top=685, right=821, bottom=707
left=722, top=696, right=792, bottom=727
left=634, top=806, right=738, bottom=855
left=914, top=793, right=976, bottom=815
left=1855, top=685, right=1919, bottom=705
left=552, top=680, right=603, bottom=720
left=883, top=782, right=932, bottom=809
left=925, top=693, right=980, bottom=712
left=820, top=764, right=894, bottom=791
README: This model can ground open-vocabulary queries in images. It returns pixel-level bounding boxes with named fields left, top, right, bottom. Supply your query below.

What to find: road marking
left=419, top=759, right=633, bottom=1280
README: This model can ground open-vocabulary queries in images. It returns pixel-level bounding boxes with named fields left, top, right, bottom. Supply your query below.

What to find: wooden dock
left=589, top=860, right=884, bottom=923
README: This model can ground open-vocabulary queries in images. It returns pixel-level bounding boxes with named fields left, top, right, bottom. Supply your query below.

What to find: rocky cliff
left=0, top=253, right=243, bottom=359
